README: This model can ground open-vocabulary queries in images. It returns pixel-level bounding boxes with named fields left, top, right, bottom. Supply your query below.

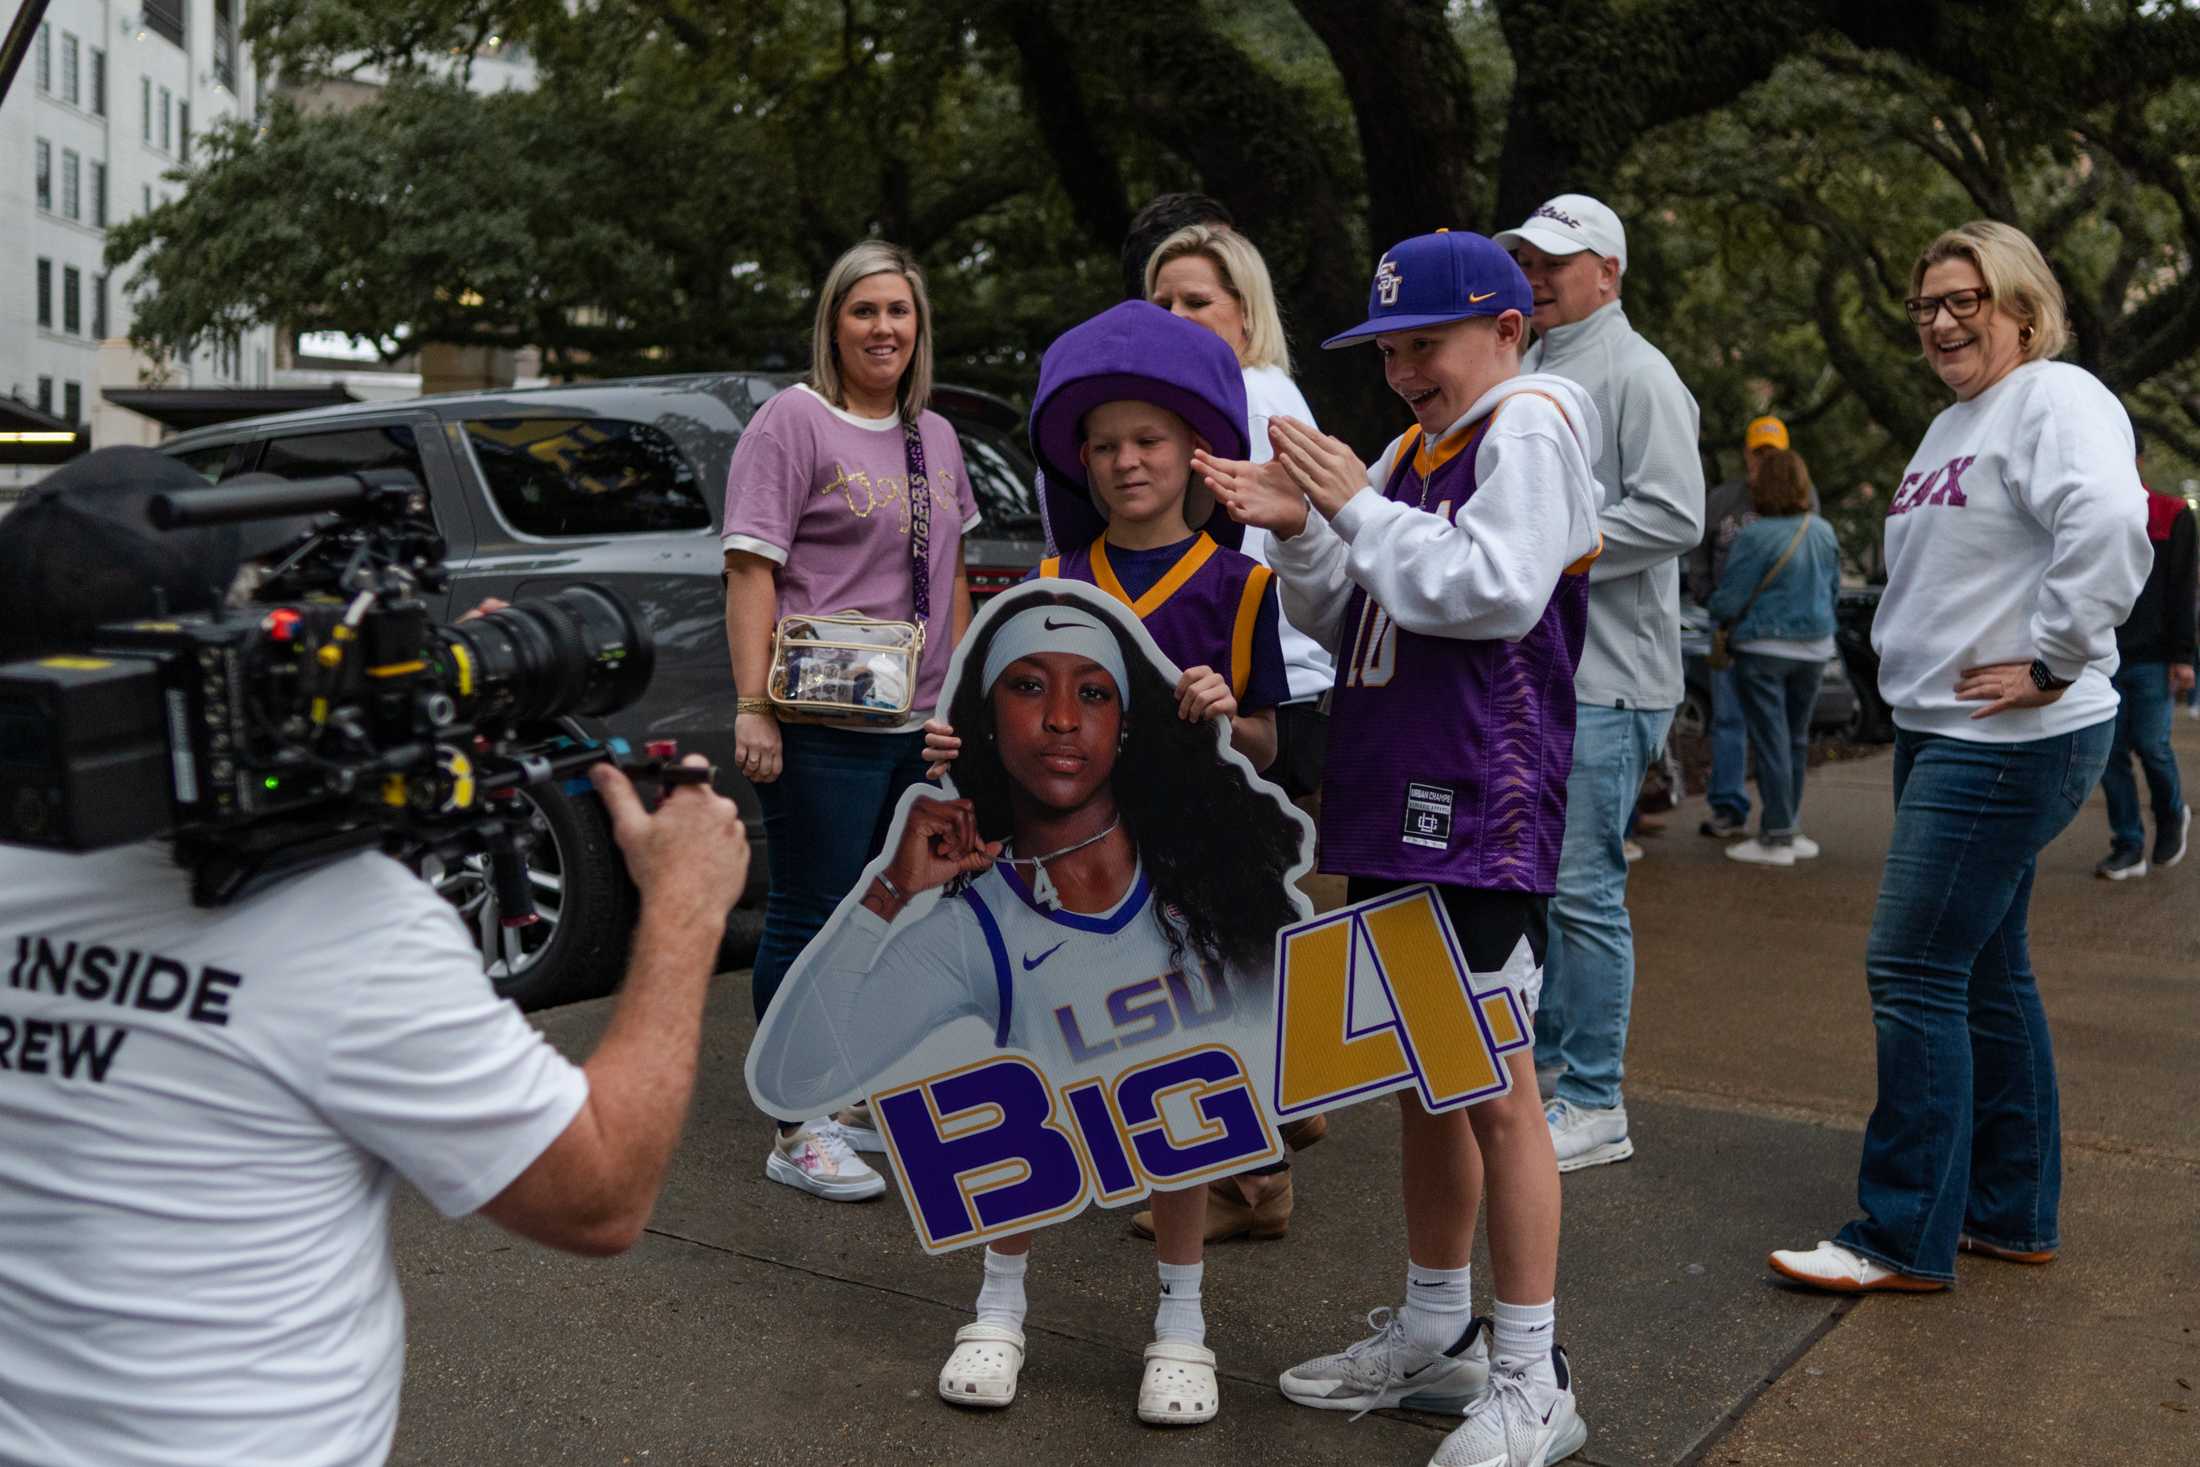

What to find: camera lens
left=437, top=584, right=654, bottom=725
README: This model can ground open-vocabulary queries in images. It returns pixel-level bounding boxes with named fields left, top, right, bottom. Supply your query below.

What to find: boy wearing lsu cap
left=1198, top=231, right=1602, bottom=1467
left=1494, top=193, right=1706, bottom=1175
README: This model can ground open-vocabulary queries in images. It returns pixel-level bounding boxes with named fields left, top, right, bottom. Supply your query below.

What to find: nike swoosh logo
left=1401, top=1360, right=1438, bottom=1379
left=1042, top=616, right=1082, bottom=630
left=1022, top=941, right=1067, bottom=971
left=1542, top=1402, right=1557, bottom=1424
left=1468, top=291, right=1496, bottom=303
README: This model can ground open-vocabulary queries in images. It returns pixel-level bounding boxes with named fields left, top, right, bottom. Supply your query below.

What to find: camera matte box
left=0, top=655, right=174, bottom=850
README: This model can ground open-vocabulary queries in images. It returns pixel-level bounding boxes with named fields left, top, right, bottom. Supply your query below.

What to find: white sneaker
left=1544, top=1098, right=1632, bottom=1172
left=1766, top=1240, right=1946, bottom=1294
left=1725, top=838, right=1795, bottom=867
left=1279, top=1308, right=1490, bottom=1413
left=1622, top=840, right=1644, bottom=864
left=1791, top=834, right=1821, bottom=860
left=1427, top=1348, right=1588, bottom=1467
left=764, top=1119, right=887, bottom=1201
left=833, top=1101, right=888, bottom=1153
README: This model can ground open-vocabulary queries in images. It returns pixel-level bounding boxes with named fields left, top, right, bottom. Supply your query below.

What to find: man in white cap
left=1494, top=193, right=1705, bottom=1172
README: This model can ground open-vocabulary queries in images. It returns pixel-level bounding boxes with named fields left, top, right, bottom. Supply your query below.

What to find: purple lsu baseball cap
left=1030, top=300, right=1251, bottom=551
left=1321, top=230, right=1533, bottom=349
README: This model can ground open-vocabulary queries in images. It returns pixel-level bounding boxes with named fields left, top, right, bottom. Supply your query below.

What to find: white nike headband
left=980, top=605, right=1131, bottom=711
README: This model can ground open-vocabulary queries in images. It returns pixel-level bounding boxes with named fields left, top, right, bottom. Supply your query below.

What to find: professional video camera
left=0, top=467, right=684, bottom=908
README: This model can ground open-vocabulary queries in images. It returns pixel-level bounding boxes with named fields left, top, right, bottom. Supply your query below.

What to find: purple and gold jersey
left=1036, top=533, right=1288, bottom=712
left=1322, top=421, right=1593, bottom=894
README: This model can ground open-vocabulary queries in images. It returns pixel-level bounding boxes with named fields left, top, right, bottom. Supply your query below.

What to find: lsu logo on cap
left=1375, top=258, right=1402, bottom=306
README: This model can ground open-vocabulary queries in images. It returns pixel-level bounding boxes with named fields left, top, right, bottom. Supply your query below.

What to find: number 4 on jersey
left=1270, top=885, right=1530, bottom=1117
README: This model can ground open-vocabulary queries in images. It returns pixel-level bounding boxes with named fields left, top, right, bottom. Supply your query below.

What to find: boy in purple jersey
left=927, top=300, right=1289, bottom=776
left=1198, top=231, right=1604, bottom=1467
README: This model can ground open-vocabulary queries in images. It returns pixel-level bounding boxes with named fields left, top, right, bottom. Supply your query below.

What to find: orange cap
left=1745, top=416, right=1789, bottom=451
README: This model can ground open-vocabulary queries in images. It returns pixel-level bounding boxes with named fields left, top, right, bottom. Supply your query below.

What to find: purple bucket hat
left=1030, top=301, right=1250, bottom=553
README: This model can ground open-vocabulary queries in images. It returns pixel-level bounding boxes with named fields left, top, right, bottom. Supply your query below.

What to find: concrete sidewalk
left=390, top=725, right=2199, bottom=1466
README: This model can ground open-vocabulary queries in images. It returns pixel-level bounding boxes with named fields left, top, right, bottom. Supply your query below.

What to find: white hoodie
left=1264, top=372, right=1605, bottom=649
left=1874, top=360, right=2149, bottom=742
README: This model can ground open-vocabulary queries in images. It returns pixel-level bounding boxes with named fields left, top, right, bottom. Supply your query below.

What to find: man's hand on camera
left=589, top=756, right=748, bottom=922
left=455, top=597, right=511, bottom=624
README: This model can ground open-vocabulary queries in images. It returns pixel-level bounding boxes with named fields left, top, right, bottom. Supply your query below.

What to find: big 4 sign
left=850, top=884, right=1529, bottom=1254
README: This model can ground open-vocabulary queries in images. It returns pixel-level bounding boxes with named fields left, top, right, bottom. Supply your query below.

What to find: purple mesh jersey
left=1322, top=421, right=1592, bottom=894
left=1037, top=532, right=1286, bottom=710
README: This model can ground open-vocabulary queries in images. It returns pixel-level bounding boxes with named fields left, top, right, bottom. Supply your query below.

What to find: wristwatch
left=2028, top=659, right=2074, bottom=692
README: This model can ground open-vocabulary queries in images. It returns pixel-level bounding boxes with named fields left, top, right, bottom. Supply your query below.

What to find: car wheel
left=1844, top=684, right=1894, bottom=745
left=419, top=786, right=635, bottom=1011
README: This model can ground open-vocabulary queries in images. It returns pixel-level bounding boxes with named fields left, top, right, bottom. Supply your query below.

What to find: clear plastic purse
left=766, top=613, right=926, bottom=724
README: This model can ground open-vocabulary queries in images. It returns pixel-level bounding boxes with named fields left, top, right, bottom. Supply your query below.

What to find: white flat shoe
left=939, top=1322, right=1024, bottom=1408
left=1137, top=1338, right=1219, bottom=1426
left=1767, top=1240, right=1945, bottom=1294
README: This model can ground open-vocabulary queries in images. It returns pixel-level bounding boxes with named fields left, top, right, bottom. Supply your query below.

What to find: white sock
left=975, top=1247, right=1028, bottom=1330
left=1491, top=1297, right=1558, bottom=1388
left=1401, top=1261, right=1472, bottom=1354
left=1154, top=1260, right=1206, bottom=1345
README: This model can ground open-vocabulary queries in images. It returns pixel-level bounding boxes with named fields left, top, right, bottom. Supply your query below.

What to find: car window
left=256, top=424, right=429, bottom=485
left=170, top=443, right=236, bottom=483
left=957, top=426, right=1041, bottom=535
left=462, top=417, right=711, bottom=537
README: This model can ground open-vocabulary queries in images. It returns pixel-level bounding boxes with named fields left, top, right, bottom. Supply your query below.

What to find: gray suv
left=159, top=373, right=1043, bottom=1008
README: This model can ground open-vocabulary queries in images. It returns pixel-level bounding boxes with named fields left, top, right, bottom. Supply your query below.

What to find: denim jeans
left=2100, top=660, right=2183, bottom=852
left=1537, top=703, right=1673, bottom=1112
left=752, top=722, right=931, bottom=1025
left=1708, top=661, right=1751, bottom=823
left=1733, top=652, right=1821, bottom=841
left=1835, top=719, right=2113, bottom=1282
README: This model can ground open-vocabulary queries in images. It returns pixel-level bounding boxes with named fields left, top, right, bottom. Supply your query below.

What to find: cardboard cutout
left=746, top=581, right=1526, bottom=1254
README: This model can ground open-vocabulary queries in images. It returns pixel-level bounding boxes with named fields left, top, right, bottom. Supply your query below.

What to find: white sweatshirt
left=1264, top=373, right=1604, bottom=647
left=1874, top=359, right=2150, bottom=742
left=1235, top=364, right=1339, bottom=702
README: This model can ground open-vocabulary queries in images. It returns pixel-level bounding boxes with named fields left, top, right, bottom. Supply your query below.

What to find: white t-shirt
left=1234, top=364, right=1338, bottom=703
left=0, top=843, right=589, bottom=1467
left=1873, top=360, right=2151, bottom=741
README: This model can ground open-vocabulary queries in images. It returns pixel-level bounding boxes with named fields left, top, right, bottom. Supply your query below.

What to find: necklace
left=1008, top=817, right=1123, bottom=910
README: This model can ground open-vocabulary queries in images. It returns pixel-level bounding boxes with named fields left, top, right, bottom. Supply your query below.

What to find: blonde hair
left=1750, top=449, right=1814, bottom=517
left=1144, top=224, right=1293, bottom=373
left=809, top=240, right=934, bottom=422
left=1911, top=221, right=2069, bottom=363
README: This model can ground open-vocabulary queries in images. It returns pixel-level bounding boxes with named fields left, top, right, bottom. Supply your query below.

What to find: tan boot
left=1129, top=1172, right=1293, bottom=1243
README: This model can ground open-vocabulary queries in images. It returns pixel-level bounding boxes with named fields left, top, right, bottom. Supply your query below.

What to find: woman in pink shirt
left=722, top=240, right=978, bottom=1203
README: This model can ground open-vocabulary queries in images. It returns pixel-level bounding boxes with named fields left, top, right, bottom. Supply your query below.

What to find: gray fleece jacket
left=1522, top=301, right=1705, bottom=710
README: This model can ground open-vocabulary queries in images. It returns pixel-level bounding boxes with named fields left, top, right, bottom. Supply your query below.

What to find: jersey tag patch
left=1402, top=782, right=1455, bottom=850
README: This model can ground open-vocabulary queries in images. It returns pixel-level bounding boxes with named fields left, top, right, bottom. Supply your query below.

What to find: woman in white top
left=1141, top=222, right=1334, bottom=1237
left=1769, top=222, right=2150, bottom=1294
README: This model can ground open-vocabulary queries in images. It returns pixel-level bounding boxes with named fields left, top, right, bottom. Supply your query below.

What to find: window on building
left=92, top=162, right=107, bottom=228
left=179, top=103, right=191, bottom=163
left=64, top=382, right=82, bottom=425
left=35, top=139, right=51, bottom=211
left=142, top=78, right=152, bottom=141
left=61, top=32, right=79, bottom=106
left=63, top=268, right=81, bottom=335
left=91, top=49, right=106, bottom=115
left=145, top=0, right=187, bottom=50
left=160, top=88, right=172, bottom=151
left=463, top=418, right=713, bottom=537
left=36, top=259, right=52, bottom=329
left=36, top=23, right=49, bottom=93
left=62, top=150, right=79, bottom=221
left=94, top=274, right=109, bottom=338
left=143, top=184, right=153, bottom=215
left=214, top=0, right=239, bottom=91
left=37, top=378, right=54, bottom=415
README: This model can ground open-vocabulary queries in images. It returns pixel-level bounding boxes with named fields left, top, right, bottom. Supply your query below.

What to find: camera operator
left=0, top=450, right=750, bottom=1466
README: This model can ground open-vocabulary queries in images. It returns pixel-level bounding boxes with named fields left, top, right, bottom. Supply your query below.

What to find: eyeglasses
left=1904, top=288, right=1992, bottom=326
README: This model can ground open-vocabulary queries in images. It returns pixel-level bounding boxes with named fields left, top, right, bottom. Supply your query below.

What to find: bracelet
left=873, top=870, right=909, bottom=906
left=735, top=696, right=776, bottom=716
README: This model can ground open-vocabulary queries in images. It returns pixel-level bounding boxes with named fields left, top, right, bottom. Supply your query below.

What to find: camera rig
left=0, top=469, right=697, bottom=908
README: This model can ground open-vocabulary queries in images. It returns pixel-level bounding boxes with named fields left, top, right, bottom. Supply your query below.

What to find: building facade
left=3, top=0, right=273, bottom=488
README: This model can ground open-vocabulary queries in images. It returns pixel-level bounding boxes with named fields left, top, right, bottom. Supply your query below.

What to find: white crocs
left=938, top=1322, right=1024, bottom=1409
left=1137, top=1338, right=1219, bottom=1426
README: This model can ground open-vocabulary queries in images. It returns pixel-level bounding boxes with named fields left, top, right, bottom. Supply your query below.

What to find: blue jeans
left=1835, top=720, right=2113, bottom=1282
left=753, top=723, right=931, bottom=1025
left=1733, top=653, right=1821, bottom=841
left=2100, top=660, right=2183, bottom=852
left=1537, top=704, right=1673, bottom=1111
left=1708, top=661, right=1750, bottom=823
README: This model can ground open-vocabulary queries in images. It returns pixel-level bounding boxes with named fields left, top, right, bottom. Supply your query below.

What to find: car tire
left=420, top=785, right=636, bottom=1011
left=1844, top=682, right=1895, bottom=745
